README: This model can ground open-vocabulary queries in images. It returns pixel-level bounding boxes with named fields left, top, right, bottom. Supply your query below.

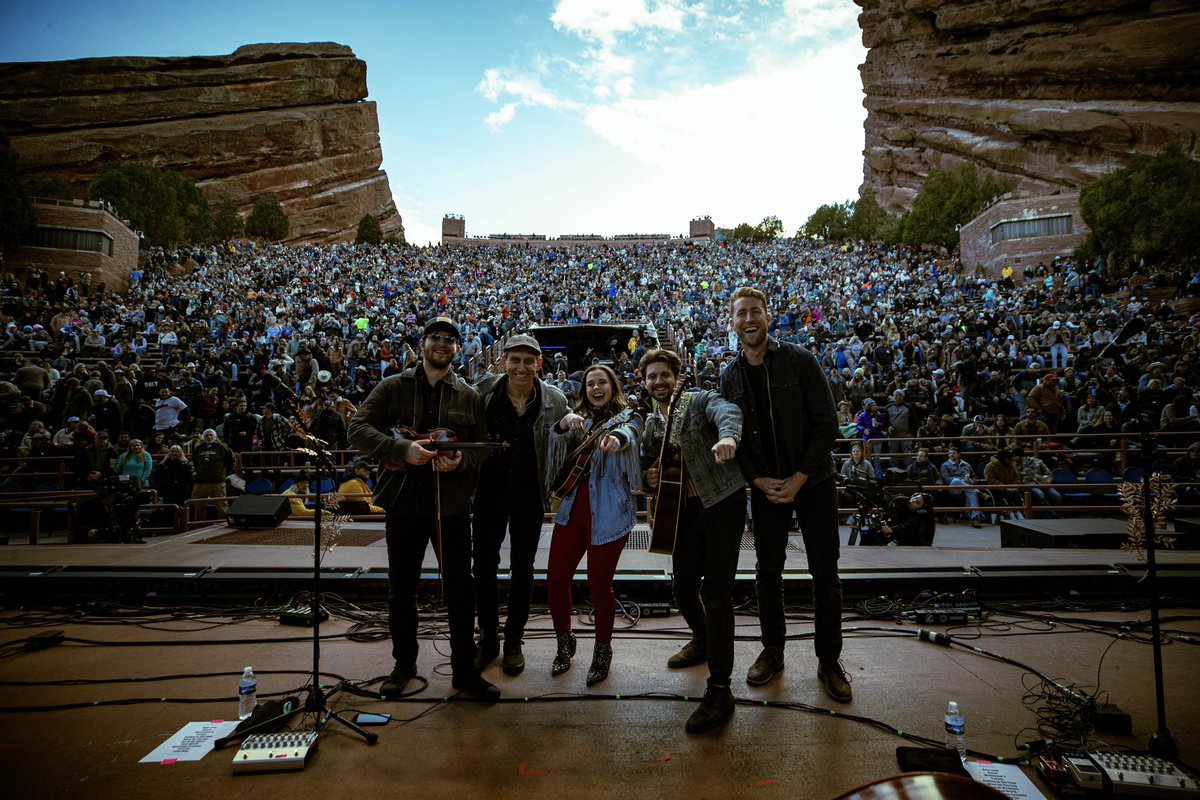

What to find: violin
left=382, top=426, right=509, bottom=471
left=548, top=408, right=634, bottom=508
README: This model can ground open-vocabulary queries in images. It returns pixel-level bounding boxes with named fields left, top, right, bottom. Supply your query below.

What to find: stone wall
left=856, top=0, right=1200, bottom=212
left=0, top=43, right=403, bottom=244
left=959, top=193, right=1088, bottom=276
left=5, top=199, right=140, bottom=292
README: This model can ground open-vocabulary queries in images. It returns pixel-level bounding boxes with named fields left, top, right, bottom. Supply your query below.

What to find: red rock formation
left=856, top=0, right=1200, bottom=212
left=0, top=43, right=403, bottom=244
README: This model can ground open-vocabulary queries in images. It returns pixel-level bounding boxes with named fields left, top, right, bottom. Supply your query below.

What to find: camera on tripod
left=70, top=475, right=156, bottom=544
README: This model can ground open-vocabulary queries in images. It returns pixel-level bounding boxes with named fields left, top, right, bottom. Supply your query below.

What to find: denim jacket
left=641, top=389, right=745, bottom=508
left=550, top=412, right=643, bottom=545
left=474, top=371, right=570, bottom=507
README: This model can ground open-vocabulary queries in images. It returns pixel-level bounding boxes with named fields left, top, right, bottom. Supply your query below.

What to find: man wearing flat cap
left=348, top=316, right=498, bottom=700
left=470, top=333, right=569, bottom=677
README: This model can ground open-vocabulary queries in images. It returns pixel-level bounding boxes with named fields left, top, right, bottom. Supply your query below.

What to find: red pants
left=547, top=481, right=628, bottom=644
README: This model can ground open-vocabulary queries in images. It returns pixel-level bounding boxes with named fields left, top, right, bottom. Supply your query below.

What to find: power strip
left=231, top=730, right=319, bottom=773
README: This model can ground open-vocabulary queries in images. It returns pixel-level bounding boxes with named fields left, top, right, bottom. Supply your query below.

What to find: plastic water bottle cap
left=947, top=701, right=959, bottom=713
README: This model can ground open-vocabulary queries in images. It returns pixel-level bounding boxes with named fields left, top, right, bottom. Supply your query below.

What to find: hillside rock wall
left=0, top=42, right=403, bottom=244
left=856, top=0, right=1200, bottom=211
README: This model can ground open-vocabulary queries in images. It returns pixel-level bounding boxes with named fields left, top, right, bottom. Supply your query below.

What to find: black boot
left=501, top=639, right=525, bottom=676
left=586, top=642, right=613, bottom=686
left=551, top=630, right=576, bottom=676
left=473, top=636, right=500, bottom=672
left=686, top=684, right=735, bottom=733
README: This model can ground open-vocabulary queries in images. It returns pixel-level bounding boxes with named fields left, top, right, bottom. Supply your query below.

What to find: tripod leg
left=320, top=708, right=379, bottom=744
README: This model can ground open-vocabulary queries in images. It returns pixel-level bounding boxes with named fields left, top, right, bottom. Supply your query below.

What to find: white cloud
left=477, top=67, right=573, bottom=110
left=778, top=0, right=859, bottom=41
left=580, top=38, right=867, bottom=231
left=400, top=218, right=441, bottom=248
left=484, top=103, right=518, bottom=133
left=467, top=0, right=868, bottom=233
left=550, top=0, right=696, bottom=42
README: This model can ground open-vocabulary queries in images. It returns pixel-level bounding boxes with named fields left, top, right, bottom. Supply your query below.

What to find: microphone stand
left=215, top=432, right=376, bottom=752
left=1136, top=414, right=1176, bottom=759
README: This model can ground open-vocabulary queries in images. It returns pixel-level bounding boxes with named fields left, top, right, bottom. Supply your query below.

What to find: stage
left=3, top=516, right=1200, bottom=602
left=2, top=517, right=1199, bottom=799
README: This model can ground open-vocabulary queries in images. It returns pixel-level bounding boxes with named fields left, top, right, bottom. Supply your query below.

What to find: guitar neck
left=427, top=441, right=504, bottom=451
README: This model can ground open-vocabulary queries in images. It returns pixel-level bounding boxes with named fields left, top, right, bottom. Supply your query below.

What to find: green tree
left=212, top=198, right=244, bottom=240
left=901, top=164, right=1012, bottom=249
left=356, top=212, right=383, bottom=245
left=730, top=222, right=757, bottom=242
left=22, top=174, right=72, bottom=200
left=1078, top=143, right=1200, bottom=269
left=0, top=131, right=34, bottom=254
left=87, top=161, right=213, bottom=247
left=245, top=193, right=289, bottom=241
left=802, top=201, right=852, bottom=241
left=754, top=215, right=783, bottom=241
left=384, top=233, right=404, bottom=245
left=846, top=189, right=902, bottom=243
left=171, top=172, right=213, bottom=243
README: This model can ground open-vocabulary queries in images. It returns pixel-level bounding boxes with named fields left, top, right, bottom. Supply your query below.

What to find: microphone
left=917, top=628, right=953, bottom=646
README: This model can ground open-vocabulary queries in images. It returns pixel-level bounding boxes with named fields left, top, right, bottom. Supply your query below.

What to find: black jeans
left=672, top=489, right=745, bottom=686
left=472, top=502, right=544, bottom=648
left=749, top=475, right=842, bottom=664
left=385, top=510, right=475, bottom=678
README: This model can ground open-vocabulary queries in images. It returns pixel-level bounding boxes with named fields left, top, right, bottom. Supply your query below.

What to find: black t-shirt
left=477, top=380, right=541, bottom=511
left=744, top=361, right=779, bottom=477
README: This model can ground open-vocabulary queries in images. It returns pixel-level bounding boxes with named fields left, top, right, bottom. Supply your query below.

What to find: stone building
left=958, top=192, right=1089, bottom=277
left=5, top=197, right=140, bottom=292
left=441, top=214, right=714, bottom=247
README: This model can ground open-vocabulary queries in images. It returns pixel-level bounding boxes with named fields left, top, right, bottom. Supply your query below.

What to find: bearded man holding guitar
left=348, top=316, right=500, bottom=701
left=639, top=348, right=744, bottom=734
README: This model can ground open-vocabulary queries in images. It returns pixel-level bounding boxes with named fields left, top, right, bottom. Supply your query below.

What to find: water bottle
left=944, top=700, right=966, bottom=758
left=237, top=666, right=257, bottom=720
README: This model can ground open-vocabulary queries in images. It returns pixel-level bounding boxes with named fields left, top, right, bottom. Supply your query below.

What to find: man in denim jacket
left=720, top=287, right=852, bottom=703
left=640, top=348, right=744, bottom=733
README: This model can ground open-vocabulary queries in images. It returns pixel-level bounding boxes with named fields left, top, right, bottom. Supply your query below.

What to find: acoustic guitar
left=548, top=408, right=634, bottom=511
left=648, top=375, right=691, bottom=554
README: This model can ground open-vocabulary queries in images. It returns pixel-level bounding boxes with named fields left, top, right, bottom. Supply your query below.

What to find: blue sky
left=0, top=0, right=868, bottom=245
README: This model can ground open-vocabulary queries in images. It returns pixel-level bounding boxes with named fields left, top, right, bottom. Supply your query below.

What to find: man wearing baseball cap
left=348, top=315, right=498, bottom=700
left=470, top=333, right=569, bottom=677
left=91, top=388, right=123, bottom=439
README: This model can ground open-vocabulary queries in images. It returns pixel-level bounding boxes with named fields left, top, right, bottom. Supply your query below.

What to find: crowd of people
left=1, top=237, right=1196, bottom=510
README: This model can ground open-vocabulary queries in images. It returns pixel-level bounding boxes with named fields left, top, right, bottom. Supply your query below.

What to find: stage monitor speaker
left=228, top=494, right=291, bottom=528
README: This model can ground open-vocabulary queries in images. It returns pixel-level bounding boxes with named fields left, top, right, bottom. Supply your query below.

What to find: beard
left=424, top=348, right=455, bottom=369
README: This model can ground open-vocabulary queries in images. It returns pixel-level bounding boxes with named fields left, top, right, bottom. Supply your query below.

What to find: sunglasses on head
left=426, top=332, right=458, bottom=344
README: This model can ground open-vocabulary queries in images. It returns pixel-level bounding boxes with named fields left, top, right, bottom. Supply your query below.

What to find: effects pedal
left=1059, top=751, right=1200, bottom=798
left=907, top=605, right=982, bottom=625
left=231, top=730, right=319, bottom=773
